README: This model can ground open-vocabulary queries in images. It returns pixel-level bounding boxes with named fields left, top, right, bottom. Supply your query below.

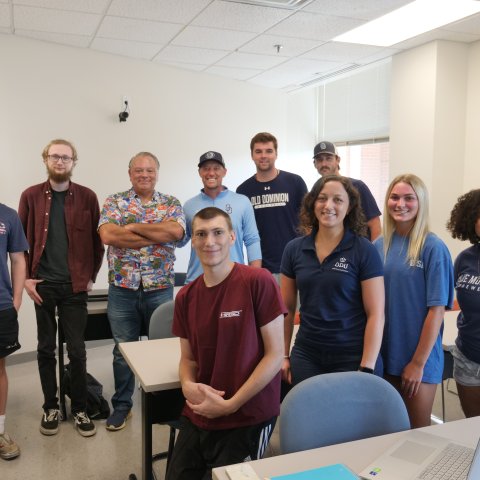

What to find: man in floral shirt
left=99, top=151, right=185, bottom=431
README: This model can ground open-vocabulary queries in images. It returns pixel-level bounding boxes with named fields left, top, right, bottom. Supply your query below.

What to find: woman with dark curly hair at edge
left=280, top=175, right=385, bottom=387
left=447, top=189, right=480, bottom=418
left=375, top=174, right=454, bottom=428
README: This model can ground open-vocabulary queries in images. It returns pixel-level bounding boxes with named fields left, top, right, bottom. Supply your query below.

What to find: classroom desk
left=212, top=416, right=480, bottom=480
left=119, top=338, right=181, bottom=480
left=119, top=315, right=459, bottom=480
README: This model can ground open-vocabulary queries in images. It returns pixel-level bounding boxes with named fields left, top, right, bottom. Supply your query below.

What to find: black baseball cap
left=198, top=151, right=225, bottom=167
left=313, top=141, right=338, bottom=158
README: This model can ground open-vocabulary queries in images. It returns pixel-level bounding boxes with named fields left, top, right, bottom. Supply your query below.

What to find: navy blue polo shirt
left=281, top=228, right=383, bottom=351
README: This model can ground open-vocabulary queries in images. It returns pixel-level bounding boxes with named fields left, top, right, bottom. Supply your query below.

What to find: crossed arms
left=99, top=220, right=184, bottom=248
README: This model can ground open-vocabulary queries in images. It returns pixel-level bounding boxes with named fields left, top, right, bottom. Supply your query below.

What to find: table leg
left=142, top=389, right=153, bottom=480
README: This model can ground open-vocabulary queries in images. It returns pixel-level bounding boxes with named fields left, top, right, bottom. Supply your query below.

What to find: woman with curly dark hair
left=447, top=189, right=480, bottom=418
left=280, top=175, right=384, bottom=386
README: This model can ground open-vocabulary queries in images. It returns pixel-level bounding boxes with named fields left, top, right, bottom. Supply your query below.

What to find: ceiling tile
left=14, top=5, right=100, bottom=35
left=107, top=0, right=210, bottom=24
left=205, top=65, right=262, bottom=81
left=393, top=29, right=480, bottom=50
left=302, top=0, right=411, bottom=21
left=15, top=29, right=92, bottom=47
left=250, top=57, right=342, bottom=88
left=267, top=11, right=363, bottom=41
left=192, top=0, right=291, bottom=33
left=172, top=25, right=256, bottom=50
left=91, top=37, right=161, bottom=60
left=355, top=48, right=402, bottom=66
left=97, top=16, right=182, bottom=44
left=239, top=34, right=321, bottom=57
left=0, top=4, right=11, bottom=28
left=216, top=51, right=286, bottom=69
left=12, top=0, right=110, bottom=14
left=154, top=45, right=228, bottom=65
left=302, top=41, right=382, bottom=62
left=443, top=14, right=480, bottom=36
left=158, top=61, right=207, bottom=72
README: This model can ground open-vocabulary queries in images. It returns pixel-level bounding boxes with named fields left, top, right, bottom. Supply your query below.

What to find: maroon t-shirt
left=173, top=263, right=286, bottom=430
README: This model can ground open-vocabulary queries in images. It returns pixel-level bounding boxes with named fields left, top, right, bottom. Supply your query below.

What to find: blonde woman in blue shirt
left=374, top=174, right=454, bottom=428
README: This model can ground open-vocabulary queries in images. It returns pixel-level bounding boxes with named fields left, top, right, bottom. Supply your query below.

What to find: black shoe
left=40, top=409, right=59, bottom=436
left=73, top=411, right=96, bottom=437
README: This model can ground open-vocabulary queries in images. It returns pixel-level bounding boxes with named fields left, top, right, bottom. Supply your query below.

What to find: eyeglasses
left=47, top=154, right=73, bottom=163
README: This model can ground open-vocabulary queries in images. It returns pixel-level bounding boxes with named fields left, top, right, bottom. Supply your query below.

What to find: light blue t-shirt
left=374, top=232, right=454, bottom=383
left=181, top=187, right=262, bottom=283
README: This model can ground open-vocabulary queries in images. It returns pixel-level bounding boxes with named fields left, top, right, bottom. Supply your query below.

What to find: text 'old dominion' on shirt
left=236, top=170, right=307, bottom=274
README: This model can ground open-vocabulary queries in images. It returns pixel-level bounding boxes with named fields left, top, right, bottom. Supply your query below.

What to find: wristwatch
left=358, top=366, right=374, bottom=374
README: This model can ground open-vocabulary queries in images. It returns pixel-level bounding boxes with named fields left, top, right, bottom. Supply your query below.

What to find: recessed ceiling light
left=334, top=0, right=480, bottom=47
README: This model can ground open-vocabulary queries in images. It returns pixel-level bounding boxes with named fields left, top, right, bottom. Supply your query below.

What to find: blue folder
left=269, top=463, right=359, bottom=480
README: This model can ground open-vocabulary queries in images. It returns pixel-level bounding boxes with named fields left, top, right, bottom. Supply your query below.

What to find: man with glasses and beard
left=18, top=139, right=104, bottom=438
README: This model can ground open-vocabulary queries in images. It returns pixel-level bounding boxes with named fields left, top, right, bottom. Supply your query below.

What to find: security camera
left=119, top=99, right=130, bottom=122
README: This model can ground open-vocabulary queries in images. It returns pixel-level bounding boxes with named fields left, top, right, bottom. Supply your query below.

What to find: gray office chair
left=279, top=371, right=411, bottom=454
left=148, top=300, right=184, bottom=477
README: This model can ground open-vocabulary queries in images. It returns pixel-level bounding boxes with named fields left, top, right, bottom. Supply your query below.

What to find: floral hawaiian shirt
left=99, top=188, right=186, bottom=291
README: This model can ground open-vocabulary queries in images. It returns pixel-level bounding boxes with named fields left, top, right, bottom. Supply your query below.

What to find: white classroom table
left=212, top=416, right=480, bottom=480
left=119, top=311, right=460, bottom=480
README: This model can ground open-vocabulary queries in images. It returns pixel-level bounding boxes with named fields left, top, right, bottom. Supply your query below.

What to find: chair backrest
left=280, top=371, right=410, bottom=454
left=149, top=300, right=175, bottom=340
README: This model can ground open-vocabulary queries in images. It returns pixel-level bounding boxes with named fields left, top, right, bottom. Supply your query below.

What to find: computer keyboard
left=417, top=443, right=474, bottom=480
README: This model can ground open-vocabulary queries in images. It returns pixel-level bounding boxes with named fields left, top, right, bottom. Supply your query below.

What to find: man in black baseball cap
left=180, top=150, right=262, bottom=283
left=312, top=141, right=381, bottom=240
left=198, top=150, right=225, bottom=168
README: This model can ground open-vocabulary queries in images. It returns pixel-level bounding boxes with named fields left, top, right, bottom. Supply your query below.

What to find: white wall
left=1, top=35, right=318, bottom=354
left=389, top=40, right=476, bottom=259
left=285, top=86, right=319, bottom=189
left=464, top=41, right=480, bottom=191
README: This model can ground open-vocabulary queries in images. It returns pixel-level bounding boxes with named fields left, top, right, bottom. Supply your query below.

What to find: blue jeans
left=108, top=284, right=173, bottom=411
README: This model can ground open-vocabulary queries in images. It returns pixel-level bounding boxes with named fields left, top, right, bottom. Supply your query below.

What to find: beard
left=46, top=165, right=73, bottom=183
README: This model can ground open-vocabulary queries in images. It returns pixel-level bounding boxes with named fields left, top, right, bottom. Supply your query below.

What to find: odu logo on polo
left=334, top=257, right=349, bottom=271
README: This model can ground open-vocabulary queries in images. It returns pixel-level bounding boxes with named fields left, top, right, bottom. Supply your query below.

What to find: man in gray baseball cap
left=312, top=141, right=381, bottom=240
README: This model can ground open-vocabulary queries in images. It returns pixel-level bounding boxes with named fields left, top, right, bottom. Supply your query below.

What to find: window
left=336, top=140, right=389, bottom=211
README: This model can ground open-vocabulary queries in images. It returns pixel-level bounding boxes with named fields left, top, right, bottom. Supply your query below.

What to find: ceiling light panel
left=334, top=0, right=480, bottom=47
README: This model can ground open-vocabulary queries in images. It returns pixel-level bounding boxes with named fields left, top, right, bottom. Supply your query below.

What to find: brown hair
left=250, top=132, right=278, bottom=154
left=42, top=139, right=78, bottom=162
left=192, top=207, right=233, bottom=232
left=299, top=175, right=367, bottom=236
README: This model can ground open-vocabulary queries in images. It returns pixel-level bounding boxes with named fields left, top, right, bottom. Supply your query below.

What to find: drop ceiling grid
left=3, top=0, right=480, bottom=90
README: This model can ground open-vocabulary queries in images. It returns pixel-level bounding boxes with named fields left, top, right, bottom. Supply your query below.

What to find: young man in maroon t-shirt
left=168, top=207, right=286, bottom=480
